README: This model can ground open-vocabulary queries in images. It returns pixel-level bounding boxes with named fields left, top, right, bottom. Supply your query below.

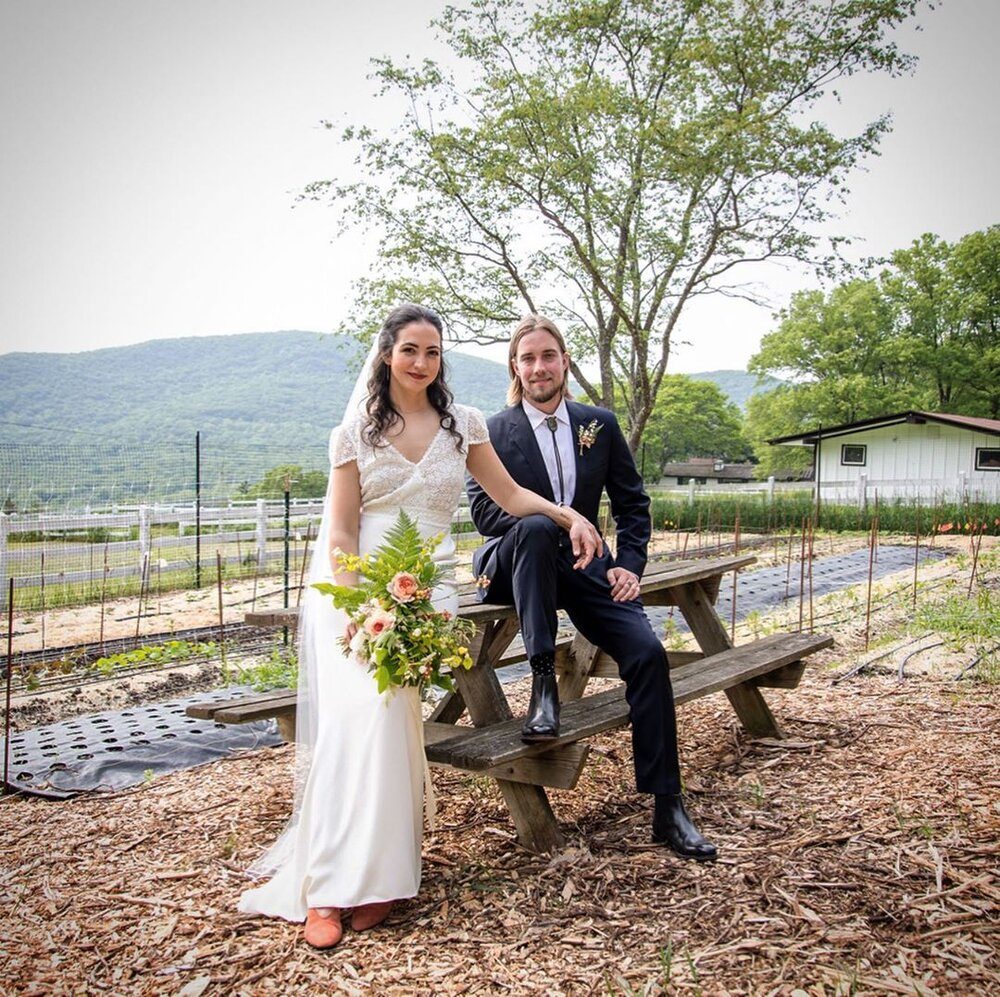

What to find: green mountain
left=0, top=331, right=511, bottom=507
left=686, top=369, right=784, bottom=411
left=0, top=332, right=774, bottom=507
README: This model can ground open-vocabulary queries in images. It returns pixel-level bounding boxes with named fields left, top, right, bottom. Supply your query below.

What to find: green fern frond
left=374, top=510, right=431, bottom=573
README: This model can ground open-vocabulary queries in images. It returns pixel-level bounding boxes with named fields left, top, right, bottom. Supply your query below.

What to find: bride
left=238, top=303, right=602, bottom=948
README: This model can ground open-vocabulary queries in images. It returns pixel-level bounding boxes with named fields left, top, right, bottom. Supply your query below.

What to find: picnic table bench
left=189, top=553, right=832, bottom=852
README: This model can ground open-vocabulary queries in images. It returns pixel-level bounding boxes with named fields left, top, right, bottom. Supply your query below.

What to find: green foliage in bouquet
left=313, top=510, right=476, bottom=694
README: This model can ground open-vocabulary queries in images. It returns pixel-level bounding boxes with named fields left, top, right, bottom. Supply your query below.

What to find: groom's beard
left=523, top=376, right=564, bottom=405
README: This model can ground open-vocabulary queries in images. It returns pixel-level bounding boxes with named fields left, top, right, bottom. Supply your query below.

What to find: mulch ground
left=2, top=544, right=998, bottom=994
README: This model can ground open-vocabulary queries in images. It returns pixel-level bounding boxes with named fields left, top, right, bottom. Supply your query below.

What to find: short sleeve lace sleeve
left=465, top=406, right=490, bottom=446
left=329, top=421, right=358, bottom=467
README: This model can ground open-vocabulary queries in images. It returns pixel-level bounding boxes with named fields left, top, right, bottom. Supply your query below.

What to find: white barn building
left=769, top=411, right=1000, bottom=506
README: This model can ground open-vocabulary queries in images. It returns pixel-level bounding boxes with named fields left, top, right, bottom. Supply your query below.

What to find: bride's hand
left=566, top=510, right=603, bottom=570
left=344, top=621, right=359, bottom=643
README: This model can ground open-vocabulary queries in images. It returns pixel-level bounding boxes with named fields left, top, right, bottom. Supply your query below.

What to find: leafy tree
left=747, top=225, right=1000, bottom=469
left=315, top=0, right=923, bottom=449
left=941, top=226, right=1000, bottom=417
left=748, top=278, right=921, bottom=419
left=635, top=375, right=753, bottom=478
left=246, top=465, right=328, bottom=500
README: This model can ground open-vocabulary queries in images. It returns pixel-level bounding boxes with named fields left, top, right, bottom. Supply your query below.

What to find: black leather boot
left=652, top=794, right=717, bottom=861
left=521, top=653, right=559, bottom=743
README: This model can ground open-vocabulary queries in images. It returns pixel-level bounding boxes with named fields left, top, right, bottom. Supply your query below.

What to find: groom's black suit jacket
left=466, top=400, right=651, bottom=587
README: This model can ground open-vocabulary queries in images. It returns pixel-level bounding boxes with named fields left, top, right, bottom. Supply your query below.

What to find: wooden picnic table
left=191, top=553, right=832, bottom=853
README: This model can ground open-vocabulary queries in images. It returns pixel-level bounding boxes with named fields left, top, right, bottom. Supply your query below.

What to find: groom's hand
left=568, top=517, right=603, bottom=570
left=607, top=566, right=640, bottom=602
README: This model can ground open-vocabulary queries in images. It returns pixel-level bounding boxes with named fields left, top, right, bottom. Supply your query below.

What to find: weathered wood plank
left=424, top=723, right=589, bottom=790
left=426, top=632, right=832, bottom=771
left=244, top=554, right=759, bottom=629
left=186, top=688, right=295, bottom=720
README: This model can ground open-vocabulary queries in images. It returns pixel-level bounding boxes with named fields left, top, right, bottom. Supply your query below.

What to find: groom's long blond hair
left=506, top=314, right=574, bottom=406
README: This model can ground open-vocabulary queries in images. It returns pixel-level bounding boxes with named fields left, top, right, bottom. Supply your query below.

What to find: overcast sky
left=1, top=0, right=997, bottom=374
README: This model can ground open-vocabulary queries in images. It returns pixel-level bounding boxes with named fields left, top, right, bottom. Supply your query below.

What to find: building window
left=841, top=444, right=867, bottom=466
left=976, top=447, right=1000, bottom=471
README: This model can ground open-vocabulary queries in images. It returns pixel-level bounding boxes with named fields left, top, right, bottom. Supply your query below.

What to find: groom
left=466, top=315, right=716, bottom=860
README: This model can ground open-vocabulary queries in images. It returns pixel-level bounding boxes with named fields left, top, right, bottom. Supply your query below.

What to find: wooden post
left=453, top=618, right=564, bottom=853
left=913, top=504, right=921, bottom=611
left=673, top=580, right=782, bottom=738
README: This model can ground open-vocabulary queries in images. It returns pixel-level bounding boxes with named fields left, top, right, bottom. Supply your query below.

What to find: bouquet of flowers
left=313, top=511, right=476, bottom=695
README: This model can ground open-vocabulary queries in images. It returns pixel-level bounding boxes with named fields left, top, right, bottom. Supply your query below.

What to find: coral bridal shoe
left=351, top=901, right=395, bottom=931
left=304, top=908, right=343, bottom=949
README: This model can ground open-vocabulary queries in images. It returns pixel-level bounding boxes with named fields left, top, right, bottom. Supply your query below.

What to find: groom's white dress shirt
left=522, top=398, right=576, bottom=506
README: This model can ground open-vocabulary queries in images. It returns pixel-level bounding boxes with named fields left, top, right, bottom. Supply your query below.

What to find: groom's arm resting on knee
left=601, top=411, right=652, bottom=598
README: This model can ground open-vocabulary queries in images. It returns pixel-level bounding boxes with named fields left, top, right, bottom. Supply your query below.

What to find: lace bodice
left=330, top=404, right=489, bottom=520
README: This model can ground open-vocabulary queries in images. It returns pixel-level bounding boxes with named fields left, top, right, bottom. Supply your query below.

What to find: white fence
left=0, top=499, right=481, bottom=607
left=0, top=500, right=326, bottom=604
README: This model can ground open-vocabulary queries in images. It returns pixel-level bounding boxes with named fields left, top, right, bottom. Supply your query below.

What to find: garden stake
left=873, top=490, right=880, bottom=563
left=235, top=527, right=243, bottom=579
left=134, top=551, right=150, bottom=641
left=785, top=524, right=795, bottom=599
left=4, top=578, right=13, bottom=794
left=808, top=516, right=815, bottom=632
left=681, top=531, right=689, bottom=557
left=216, top=550, right=228, bottom=683
left=250, top=558, right=260, bottom=613
left=730, top=510, right=741, bottom=641
left=296, top=524, right=312, bottom=608
left=968, top=522, right=984, bottom=596
left=696, top=510, right=702, bottom=550
left=99, top=540, right=109, bottom=655
left=913, top=505, right=921, bottom=610
left=40, top=549, right=46, bottom=656
left=797, top=516, right=807, bottom=632
left=864, top=516, right=877, bottom=651
left=282, top=486, right=291, bottom=647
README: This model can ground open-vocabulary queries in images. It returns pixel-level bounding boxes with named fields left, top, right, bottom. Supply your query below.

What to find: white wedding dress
left=239, top=403, right=489, bottom=922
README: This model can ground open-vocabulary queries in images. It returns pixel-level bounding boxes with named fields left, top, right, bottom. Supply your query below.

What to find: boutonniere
left=577, top=419, right=604, bottom=455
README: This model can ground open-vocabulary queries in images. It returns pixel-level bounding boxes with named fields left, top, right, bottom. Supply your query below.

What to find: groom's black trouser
left=482, top=515, right=682, bottom=796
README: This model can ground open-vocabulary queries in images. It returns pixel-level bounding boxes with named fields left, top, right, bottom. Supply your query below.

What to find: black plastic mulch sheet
left=643, top=543, right=948, bottom=635
left=1, top=687, right=283, bottom=799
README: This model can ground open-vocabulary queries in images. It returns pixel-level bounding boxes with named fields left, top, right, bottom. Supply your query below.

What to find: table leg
left=453, top=617, right=565, bottom=853
left=673, top=581, right=783, bottom=739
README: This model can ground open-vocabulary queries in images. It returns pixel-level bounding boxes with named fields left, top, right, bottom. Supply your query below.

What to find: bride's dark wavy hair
left=362, top=304, right=464, bottom=452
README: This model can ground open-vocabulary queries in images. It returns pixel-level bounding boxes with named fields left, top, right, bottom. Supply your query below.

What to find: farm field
left=1, top=531, right=998, bottom=992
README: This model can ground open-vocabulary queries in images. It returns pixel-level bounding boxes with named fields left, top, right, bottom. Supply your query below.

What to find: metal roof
left=768, top=411, right=1000, bottom=446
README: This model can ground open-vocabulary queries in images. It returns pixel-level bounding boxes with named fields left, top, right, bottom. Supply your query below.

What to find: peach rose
left=363, top=607, right=396, bottom=638
left=387, top=571, right=420, bottom=603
